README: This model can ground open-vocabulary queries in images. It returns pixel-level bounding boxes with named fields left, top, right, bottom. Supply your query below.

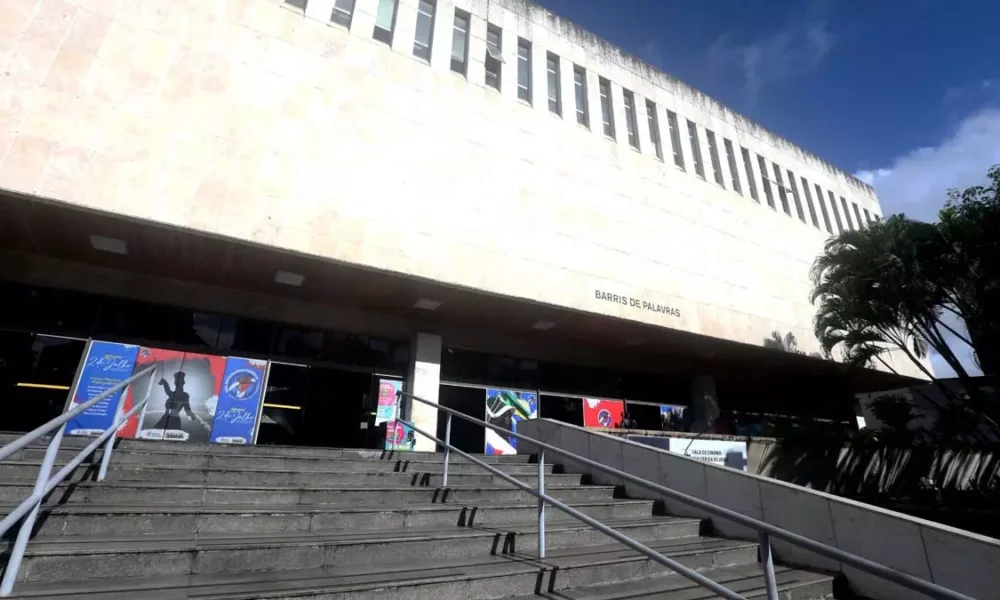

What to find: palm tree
left=810, top=215, right=1000, bottom=440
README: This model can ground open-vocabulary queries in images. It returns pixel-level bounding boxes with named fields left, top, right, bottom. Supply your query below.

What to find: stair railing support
left=537, top=448, right=546, bottom=559
left=442, top=412, right=452, bottom=487
left=759, top=532, right=778, bottom=600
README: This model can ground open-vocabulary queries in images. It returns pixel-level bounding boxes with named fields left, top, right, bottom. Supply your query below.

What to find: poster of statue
left=129, top=348, right=224, bottom=443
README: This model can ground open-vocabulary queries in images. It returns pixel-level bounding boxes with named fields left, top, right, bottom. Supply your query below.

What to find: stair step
left=13, top=517, right=702, bottom=582
left=0, top=480, right=616, bottom=506
left=11, top=500, right=656, bottom=536
left=505, top=563, right=836, bottom=599
left=0, top=461, right=579, bottom=487
left=6, top=537, right=759, bottom=599
left=0, top=434, right=529, bottom=463
left=6, top=447, right=542, bottom=472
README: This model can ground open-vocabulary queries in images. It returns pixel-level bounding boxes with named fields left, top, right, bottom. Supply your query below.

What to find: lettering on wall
left=594, top=290, right=681, bottom=318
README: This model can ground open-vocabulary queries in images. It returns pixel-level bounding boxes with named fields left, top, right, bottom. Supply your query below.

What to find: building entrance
left=257, top=362, right=394, bottom=450
left=0, top=331, right=86, bottom=433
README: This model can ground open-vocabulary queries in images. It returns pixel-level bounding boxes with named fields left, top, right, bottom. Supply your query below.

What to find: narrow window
left=284, top=0, right=307, bottom=11
left=484, top=24, right=502, bottom=90
left=801, top=177, right=820, bottom=229
left=688, top=120, right=704, bottom=178
left=331, top=0, right=356, bottom=28
left=450, top=10, right=470, bottom=75
left=646, top=100, right=663, bottom=160
left=706, top=130, right=724, bottom=187
left=412, top=0, right=435, bottom=60
left=816, top=184, right=833, bottom=233
left=758, top=155, right=775, bottom=209
left=623, top=90, right=639, bottom=149
left=546, top=53, right=561, bottom=115
left=863, top=208, right=873, bottom=225
left=517, top=38, right=531, bottom=103
left=372, top=0, right=397, bottom=45
left=840, top=196, right=855, bottom=230
left=599, top=77, right=615, bottom=138
left=828, top=190, right=844, bottom=233
left=787, top=170, right=805, bottom=222
left=742, top=147, right=758, bottom=201
left=852, top=202, right=864, bottom=229
left=667, top=111, right=684, bottom=170
left=724, top=139, right=741, bottom=195
left=573, top=66, right=589, bottom=127
left=873, top=213, right=881, bottom=222
left=772, top=164, right=790, bottom=215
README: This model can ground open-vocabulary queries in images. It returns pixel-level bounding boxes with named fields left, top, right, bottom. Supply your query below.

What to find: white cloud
left=855, top=108, right=1000, bottom=377
left=708, top=20, right=835, bottom=103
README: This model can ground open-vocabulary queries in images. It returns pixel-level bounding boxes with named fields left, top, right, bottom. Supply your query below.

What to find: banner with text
left=485, top=389, right=538, bottom=455
left=385, top=420, right=416, bottom=451
left=209, top=357, right=267, bottom=444
left=375, top=378, right=403, bottom=425
left=668, top=438, right=748, bottom=471
left=65, top=341, right=140, bottom=436
left=583, top=398, right=625, bottom=428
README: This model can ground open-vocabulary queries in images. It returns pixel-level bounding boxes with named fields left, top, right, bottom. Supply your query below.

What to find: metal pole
left=98, top=368, right=148, bottom=481
left=759, top=532, right=778, bottom=600
left=442, top=412, right=452, bottom=487
left=537, top=447, right=546, bottom=559
left=0, top=425, right=65, bottom=595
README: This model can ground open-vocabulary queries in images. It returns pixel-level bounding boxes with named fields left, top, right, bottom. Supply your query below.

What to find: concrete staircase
left=0, top=434, right=836, bottom=599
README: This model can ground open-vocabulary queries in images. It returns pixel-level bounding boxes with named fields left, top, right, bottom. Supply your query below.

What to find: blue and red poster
left=65, top=341, right=141, bottom=436
left=485, top=389, right=538, bottom=455
left=583, top=398, right=624, bottom=428
left=210, top=357, right=267, bottom=444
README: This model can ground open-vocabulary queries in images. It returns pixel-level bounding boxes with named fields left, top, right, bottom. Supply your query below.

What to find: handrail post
left=537, top=448, right=546, bottom=559
left=442, top=412, right=452, bottom=487
left=759, top=532, right=778, bottom=600
left=0, top=425, right=65, bottom=595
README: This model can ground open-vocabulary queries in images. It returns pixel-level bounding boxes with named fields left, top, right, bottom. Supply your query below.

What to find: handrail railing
left=396, top=390, right=975, bottom=600
left=0, top=365, right=157, bottom=595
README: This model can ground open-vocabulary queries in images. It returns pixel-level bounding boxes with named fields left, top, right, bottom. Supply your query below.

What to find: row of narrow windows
left=288, top=0, right=878, bottom=235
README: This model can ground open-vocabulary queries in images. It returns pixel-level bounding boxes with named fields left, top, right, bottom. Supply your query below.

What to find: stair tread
left=0, top=460, right=549, bottom=474
left=18, top=498, right=651, bottom=514
left=506, top=563, right=835, bottom=599
left=19, top=516, right=700, bottom=553
left=10, top=536, right=756, bottom=597
left=1, top=480, right=605, bottom=493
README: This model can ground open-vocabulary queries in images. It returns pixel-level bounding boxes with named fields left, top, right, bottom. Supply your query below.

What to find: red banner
left=583, top=398, right=624, bottom=428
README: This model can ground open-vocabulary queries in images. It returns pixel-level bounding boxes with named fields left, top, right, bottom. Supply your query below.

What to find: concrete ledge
left=519, top=418, right=999, bottom=600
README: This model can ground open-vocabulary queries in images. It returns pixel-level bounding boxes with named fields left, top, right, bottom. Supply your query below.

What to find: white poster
left=669, top=438, right=747, bottom=471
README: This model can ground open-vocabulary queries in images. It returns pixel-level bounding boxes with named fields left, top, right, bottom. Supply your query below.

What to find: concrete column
left=390, top=0, right=418, bottom=56
left=586, top=68, right=602, bottom=137
left=690, top=376, right=719, bottom=432
left=610, top=83, right=628, bottom=148
left=466, top=13, right=487, bottom=85
left=305, top=0, right=336, bottom=22
left=498, top=24, right=518, bottom=100
left=428, top=0, right=455, bottom=73
left=635, top=94, right=654, bottom=157
left=531, top=38, right=547, bottom=113
left=352, top=0, right=380, bottom=39
left=407, top=332, right=442, bottom=452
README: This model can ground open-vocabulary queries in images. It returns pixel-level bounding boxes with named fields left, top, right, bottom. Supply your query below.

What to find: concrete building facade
left=0, top=0, right=923, bottom=449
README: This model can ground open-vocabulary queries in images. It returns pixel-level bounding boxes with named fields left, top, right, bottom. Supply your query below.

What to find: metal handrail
left=0, top=365, right=157, bottom=595
left=396, top=390, right=975, bottom=600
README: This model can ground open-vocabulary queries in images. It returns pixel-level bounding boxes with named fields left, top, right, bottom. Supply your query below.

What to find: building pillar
left=406, top=332, right=442, bottom=452
left=690, top=375, right=719, bottom=432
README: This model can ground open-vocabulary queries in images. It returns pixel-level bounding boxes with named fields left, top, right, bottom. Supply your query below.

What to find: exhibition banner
left=65, top=341, right=140, bottom=437
left=130, top=348, right=224, bottom=442
left=668, top=438, right=748, bottom=471
left=375, top=378, right=403, bottom=425
left=485, top=389, right=538, bottom=455
left=583, top=398, right=624, bottom=428
left=385, top=420, right=416, bottom=451
left=209, top=357, right=267, bottom=444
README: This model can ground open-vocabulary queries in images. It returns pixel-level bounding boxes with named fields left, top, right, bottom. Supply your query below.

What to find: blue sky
left=537, top=0, right=1000, bottom=376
